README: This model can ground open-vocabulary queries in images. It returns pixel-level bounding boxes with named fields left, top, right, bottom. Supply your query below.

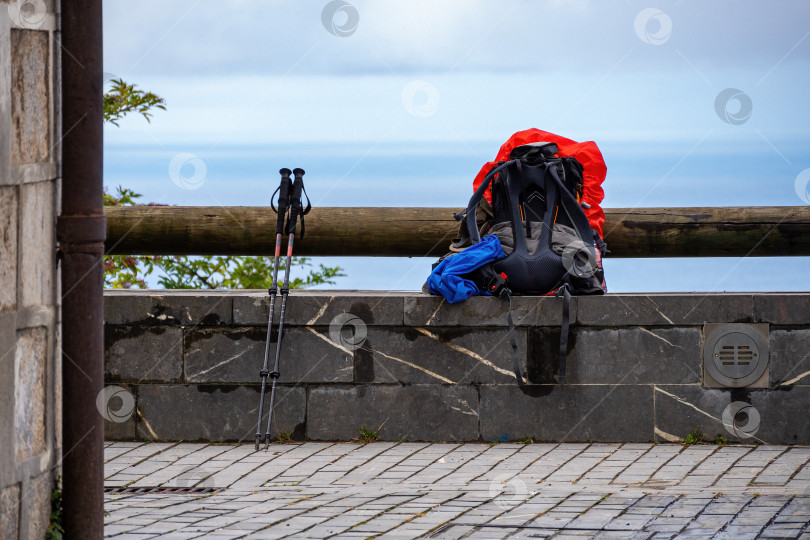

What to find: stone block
left=307, top=385, right=479, bottom=441
left=0, top=187, right=17, bottom=312
left=479, top=384, right=653, bottom=442
left=15, top=304, right=53, bottom=329
left=657, top=385, right=810, bottom=445
left=14, top=326, right=46, bottom=462
left=0, top=11, right=8, bottom=184
left=357, top=327, right=524, bottom=384
left=183, top=327, right=352, bottom=384
left=0, top=483, right=20, bottom=540
left=769, top=329, right=810, bottom=386
left=653, top=385, right=732, bottom=443
left=404, top=294, right=575, bottom=327
left=577, top=294, right=754, bottom=326
left=749, top=387, right=810, bottom=444
left=53, top=321, right=61, bottom=450
left=105, top=326, right=183, bottom=383
left=231, top=292, right=274, bottom=326
left=136, top=385, right=306, bottom=442
left=102, top=383, right=137, bottom=440
left=18, top=180, right=53, bottom=307
left=0, top=314, right=15, bottom=473
left=754, top=294, right=810, bottom=325
left=10, top=29, right=50, bottom=167
left=103, top=290, right=232, bottom=326
left=5, top=0, right=56, bottom=28
left=104, top=292, right=155, bottom=325
left=528, top=327, right=701, bottom=384
left=184, top=327, right=263, bottom=384
left=151, top=292, right=233, bottom=326
left=233, top=291, right=404, bottom=326
left=25, top=472, right=51, bottom=540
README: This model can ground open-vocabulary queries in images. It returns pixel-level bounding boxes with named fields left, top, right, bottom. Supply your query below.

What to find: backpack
left=429, top=129, right=608, bottom=386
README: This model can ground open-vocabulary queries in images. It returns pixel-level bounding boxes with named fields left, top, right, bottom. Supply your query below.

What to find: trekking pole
left=255, top=168, right=292, bottom=451
left=263, top=167, right=307, bottom=449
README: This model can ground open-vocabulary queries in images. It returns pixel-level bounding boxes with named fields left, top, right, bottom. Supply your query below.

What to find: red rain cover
left=472, top=129, right=607, bottom=239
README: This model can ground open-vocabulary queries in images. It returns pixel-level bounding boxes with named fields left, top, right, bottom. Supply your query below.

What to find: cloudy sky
left=103, top=1, right=810, bottom=144
left=102, top=1, right=810, bottom=291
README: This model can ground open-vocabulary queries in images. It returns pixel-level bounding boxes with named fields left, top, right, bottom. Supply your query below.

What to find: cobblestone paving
left=104, top=442, right=810, bottom=539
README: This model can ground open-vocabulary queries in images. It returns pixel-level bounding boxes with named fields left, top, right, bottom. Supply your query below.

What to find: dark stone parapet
left=104, top=290, right=810, bottom=444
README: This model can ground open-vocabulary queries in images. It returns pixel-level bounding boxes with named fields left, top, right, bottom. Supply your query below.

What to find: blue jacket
left=427, top=235, right=506, bottom=303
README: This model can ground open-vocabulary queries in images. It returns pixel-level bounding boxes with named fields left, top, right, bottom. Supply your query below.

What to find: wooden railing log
left=104, top=206, right=810, bottom=257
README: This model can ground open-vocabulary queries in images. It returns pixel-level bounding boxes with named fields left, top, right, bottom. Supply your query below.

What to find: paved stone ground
left=104, top=442, right=810, bottom=539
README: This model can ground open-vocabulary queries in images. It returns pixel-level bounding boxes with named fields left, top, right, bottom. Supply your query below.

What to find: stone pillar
left=0, top=1, right=61, bottom=539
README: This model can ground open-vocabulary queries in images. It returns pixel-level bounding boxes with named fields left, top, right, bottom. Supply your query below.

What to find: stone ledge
left=103, top=290, right=810, bottom=444
left=104, top=290, right=810, bottom=326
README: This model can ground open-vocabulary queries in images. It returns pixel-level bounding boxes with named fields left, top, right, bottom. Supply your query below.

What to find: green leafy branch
left=103, top=78, right=166, bottom=126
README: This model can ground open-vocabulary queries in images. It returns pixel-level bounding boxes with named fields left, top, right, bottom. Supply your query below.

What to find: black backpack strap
left=508, top=159, right=532, bottom=254
left=539, top=162, right=562, bottom=251
left=593, top=229, right=609, bottom=255
left=555, top=284, right=572, bottom=384
left=545, top=165, right=589, bottom=385
left=503, top=289, right=525, bottom=386
left=547, top=164, right=597, bottom=259
left=458, top=161, right=513, bottom=245
left=463, top=264, right=524, bottom=386
left=462, top=263, right=509, bottom=297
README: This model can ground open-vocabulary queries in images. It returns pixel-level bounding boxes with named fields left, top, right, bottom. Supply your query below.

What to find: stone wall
left=0, top=1, right=60, bottom=538
left=104, top=290, right=810, bottom=445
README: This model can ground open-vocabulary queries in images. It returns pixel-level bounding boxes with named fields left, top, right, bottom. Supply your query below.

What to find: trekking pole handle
left=286, top=168, right=305, bottom=235
left=273, top=168, right=293, bottom=235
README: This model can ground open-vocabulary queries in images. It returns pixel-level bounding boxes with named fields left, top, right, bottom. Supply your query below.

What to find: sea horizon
left=104, top=138, right=810, bottom=293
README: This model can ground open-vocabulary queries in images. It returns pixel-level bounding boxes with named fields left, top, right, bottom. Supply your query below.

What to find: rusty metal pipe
left=58, top=0, right=105, bottom=537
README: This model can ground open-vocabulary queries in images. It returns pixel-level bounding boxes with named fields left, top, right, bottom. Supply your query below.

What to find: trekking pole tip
left=279, top=168, right=292, bottom=177
left=293, top=167, right=305, bottom=177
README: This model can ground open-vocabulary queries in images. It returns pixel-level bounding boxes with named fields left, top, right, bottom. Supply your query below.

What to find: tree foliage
left=103, top=79, right=166, bottom=126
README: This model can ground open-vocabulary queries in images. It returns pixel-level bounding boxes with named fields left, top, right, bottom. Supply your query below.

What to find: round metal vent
left=704, top=323, right=769, bottom=387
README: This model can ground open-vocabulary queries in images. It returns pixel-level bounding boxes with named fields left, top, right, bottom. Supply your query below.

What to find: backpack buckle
left=487, top=272, right=509, bottom=297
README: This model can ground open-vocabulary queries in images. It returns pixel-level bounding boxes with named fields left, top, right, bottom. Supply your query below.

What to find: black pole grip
left=286, top=168, right=305, bottom=235
left=275, top=168, right=292, bottom=235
